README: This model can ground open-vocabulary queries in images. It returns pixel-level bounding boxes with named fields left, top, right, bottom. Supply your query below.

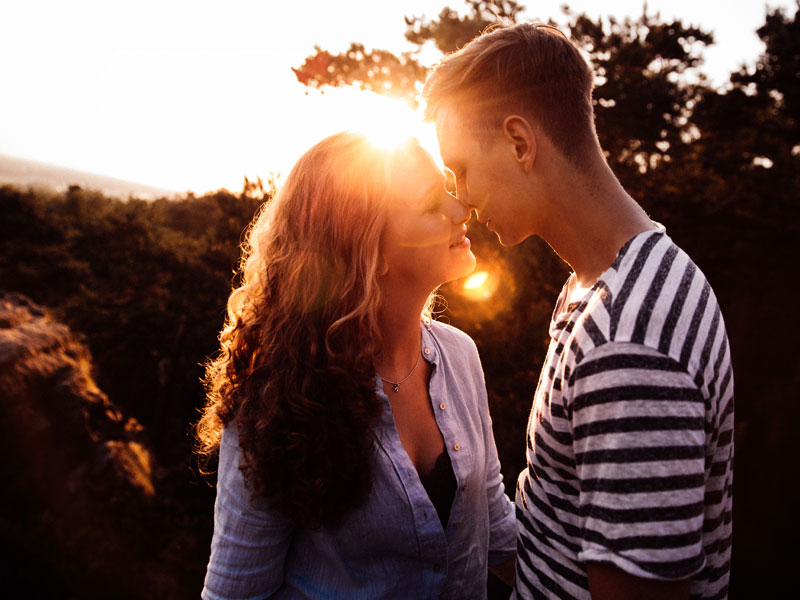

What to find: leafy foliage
left=292, top=43, right=427, bottom=102
left=292, top=0, right=523, bottom=107
left=404, top=0, right=524, bottom=53
left=0, top=182, right=267, bottom=460
left=568, top=10, right=713, bottom=179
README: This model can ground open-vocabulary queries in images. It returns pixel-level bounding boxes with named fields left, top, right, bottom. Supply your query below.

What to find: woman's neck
left=375, top=291, right=427, bottom=377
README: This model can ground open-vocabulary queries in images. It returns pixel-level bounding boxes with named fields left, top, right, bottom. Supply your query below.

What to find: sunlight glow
left=344, top=92, right=440, bottom=157
left=460, top=270, right=499, bottom=301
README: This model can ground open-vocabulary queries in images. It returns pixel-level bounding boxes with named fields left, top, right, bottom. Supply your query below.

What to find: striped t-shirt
left=513, top=228, right=734, bottom=600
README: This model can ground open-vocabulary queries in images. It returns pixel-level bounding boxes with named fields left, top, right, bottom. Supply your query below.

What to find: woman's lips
left=450, top=235, right=471, bottom=249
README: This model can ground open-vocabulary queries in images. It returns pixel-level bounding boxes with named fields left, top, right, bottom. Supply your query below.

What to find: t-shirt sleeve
left=570, top=341, right=707, bottom=580
left=202, top=425, right=293, bottom=600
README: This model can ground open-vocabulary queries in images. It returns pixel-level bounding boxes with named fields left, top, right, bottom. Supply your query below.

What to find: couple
left=197, top=23, right=733, bottom=600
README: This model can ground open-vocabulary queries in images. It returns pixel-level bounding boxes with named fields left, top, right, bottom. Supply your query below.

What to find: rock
left=0, top=292, right=160, bottom=598
left=0, top=292, right=155, bottom=501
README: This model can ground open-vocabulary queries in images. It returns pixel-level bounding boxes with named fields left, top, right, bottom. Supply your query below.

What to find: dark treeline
left=1, top=2, right=798, bottom=598
left=1, top=180, right=268, bottom=459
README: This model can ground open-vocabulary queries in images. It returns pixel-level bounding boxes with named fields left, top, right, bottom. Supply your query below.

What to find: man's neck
left=537, top=159, right=655, bottom=288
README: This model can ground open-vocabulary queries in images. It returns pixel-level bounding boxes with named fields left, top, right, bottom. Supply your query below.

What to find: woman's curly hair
left=196, top=132, right=428, bottom=528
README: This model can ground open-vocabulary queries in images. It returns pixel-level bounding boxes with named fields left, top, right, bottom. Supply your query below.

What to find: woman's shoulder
left=426, top=319, right=479, bottom=357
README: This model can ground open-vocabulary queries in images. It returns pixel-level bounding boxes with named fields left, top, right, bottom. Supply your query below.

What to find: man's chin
left=489, top=226, right=510, bottom=246
left=493, top=228, right=527, bottom=247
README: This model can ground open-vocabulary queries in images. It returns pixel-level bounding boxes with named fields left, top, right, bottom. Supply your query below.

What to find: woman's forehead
left=388, top=142, right=439, bottom=181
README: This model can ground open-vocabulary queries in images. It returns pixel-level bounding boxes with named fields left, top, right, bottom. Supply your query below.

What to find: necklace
left=378, top=346, right=422, bottom=393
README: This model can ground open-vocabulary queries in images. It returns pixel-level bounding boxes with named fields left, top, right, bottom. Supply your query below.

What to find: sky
left=0, top=0, right=795, bottom=193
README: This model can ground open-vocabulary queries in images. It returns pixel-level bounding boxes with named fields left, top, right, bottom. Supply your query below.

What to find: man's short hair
left=422, top=23, right=598, bottom=164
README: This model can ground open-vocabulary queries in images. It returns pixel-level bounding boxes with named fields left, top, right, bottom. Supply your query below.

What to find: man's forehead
left=435, top=107, right=461, bottom=135
left=434, top=108, right=468, bottom=155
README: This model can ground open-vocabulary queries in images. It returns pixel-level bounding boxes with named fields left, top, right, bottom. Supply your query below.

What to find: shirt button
left=424, top=347, right=431, bottom=355
left=439, top=402, right=446, bottom=410
left=453, top=443, right=461, bottom=451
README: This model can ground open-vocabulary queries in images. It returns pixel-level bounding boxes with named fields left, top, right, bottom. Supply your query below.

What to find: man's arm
left=570, top=342, right=708, bottom=594
left=587, top=563, right=690, bottom=600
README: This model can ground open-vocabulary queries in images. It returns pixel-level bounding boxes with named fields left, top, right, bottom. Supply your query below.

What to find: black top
left=418, top=449, right=457, bottom=528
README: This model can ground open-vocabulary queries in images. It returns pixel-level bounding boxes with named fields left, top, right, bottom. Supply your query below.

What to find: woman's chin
left=445, top=253, right=477, bottom=284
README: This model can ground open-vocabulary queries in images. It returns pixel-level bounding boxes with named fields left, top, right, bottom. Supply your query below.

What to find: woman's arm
left=202, top=426, right=294, bottom=600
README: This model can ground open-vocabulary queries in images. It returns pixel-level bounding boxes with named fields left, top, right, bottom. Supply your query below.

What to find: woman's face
left=380, top=143, right=476, bottom=293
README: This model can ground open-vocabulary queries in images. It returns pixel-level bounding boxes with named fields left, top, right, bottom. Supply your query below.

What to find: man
left=422, top=23, right=734, bottom=600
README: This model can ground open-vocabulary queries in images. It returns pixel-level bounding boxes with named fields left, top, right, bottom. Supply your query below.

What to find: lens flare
left=464, top=271, right=489, bottom=290
left=341, top=92, right=440, bottom=159
left=461, top=270, right=498, bottom=301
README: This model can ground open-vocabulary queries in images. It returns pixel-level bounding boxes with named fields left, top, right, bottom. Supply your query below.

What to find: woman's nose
left=446, top=193, right=470, bottom=224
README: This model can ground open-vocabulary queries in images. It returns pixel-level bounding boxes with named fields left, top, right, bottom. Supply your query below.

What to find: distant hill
left=0, top=153, right=178, bottom=200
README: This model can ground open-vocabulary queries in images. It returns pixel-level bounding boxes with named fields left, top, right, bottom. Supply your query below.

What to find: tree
left=292, top=1, right=523, bottom=107
left=566, top=9, right=713, bottom=185
left=404, top=0, right=524, bottom=53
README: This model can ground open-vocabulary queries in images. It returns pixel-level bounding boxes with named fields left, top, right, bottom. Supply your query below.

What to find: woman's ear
left=502, top=115, right=536, bottom=173
left=377, top=255, right=389, bottom=277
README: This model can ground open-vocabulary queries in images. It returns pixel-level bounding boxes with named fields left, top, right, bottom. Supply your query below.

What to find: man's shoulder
left=602, top=229, right=698, bottom=297
left=569, top=229, right=729, bottom=387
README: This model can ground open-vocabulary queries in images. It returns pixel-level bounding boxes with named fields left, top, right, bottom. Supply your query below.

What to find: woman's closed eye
left=426, top=199, right=443, bottom=214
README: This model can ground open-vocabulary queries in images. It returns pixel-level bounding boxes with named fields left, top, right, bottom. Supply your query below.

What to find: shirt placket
left=422, top=325, right=471, bottom=598
left=374, top=370, right=448, bottom=598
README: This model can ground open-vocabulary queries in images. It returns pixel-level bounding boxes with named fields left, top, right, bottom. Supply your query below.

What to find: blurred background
left=1, top=1, right=798, bottom=598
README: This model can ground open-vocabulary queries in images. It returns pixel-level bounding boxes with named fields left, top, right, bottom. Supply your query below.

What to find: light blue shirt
left=202, top=320, right=516, bottom=599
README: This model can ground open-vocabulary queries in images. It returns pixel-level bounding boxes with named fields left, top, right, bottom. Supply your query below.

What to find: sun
left=349, top=95, right=427, bottom=149
left=312, top=88, right=442, bottom=163
left=240, top=86, right=444, bottom=196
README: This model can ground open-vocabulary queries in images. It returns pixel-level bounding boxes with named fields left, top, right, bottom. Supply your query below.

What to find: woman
left=196, top=132, right=516, bottom=599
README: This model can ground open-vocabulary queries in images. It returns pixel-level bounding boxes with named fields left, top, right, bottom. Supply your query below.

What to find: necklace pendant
left=392, top=383, right=400, bottom=393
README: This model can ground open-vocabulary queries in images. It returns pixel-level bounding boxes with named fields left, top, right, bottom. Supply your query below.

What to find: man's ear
left=502, top=115, right=536, bottom=172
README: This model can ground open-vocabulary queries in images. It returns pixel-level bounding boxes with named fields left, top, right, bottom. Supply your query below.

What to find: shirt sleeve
left=471, top=344, right=517, bottom=566
left=570, top=341, right=707, bottom=580
left=202, top=425, right=294, bottom=600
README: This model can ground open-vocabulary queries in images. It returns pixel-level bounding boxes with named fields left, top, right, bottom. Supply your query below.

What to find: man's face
left=435, top=109, right=534, bottom=246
